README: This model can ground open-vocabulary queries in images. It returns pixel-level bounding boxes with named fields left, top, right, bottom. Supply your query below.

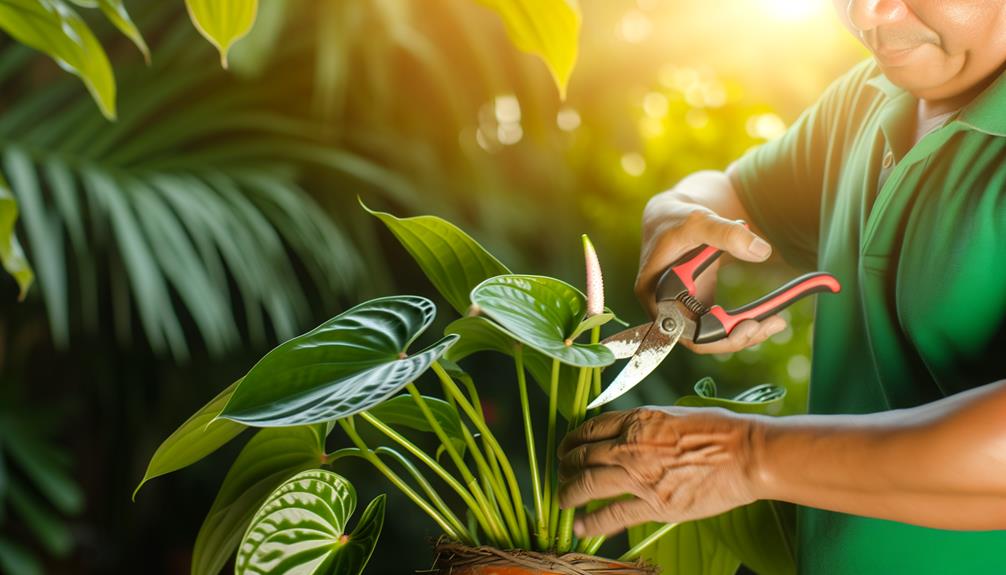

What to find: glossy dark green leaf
left=236, top=470, right=385, bottom=575
left=444, top=315, right=582, bottom=419
left=470, top=275, right=614, bottom=368
left=0, top=174, right=32, bottom=300
left=364, top=201, right=510, bottom=315
left=675, top=377, right=786, bottom=415
left=0, top=0, right=116, bottom=118
left=133, top=381, right=245, bottom=499
left=366, top=395, right=466, bottom=455
left=220, top=296, right=458, bottom=427
left=191, top=425, right=326, bottom=575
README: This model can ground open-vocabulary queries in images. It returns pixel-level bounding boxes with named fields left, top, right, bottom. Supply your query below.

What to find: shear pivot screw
left=661, top=317, right=677, bottom=332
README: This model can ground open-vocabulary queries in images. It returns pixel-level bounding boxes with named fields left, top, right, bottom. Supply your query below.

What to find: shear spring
left=677, top=293, right=709, bottom=316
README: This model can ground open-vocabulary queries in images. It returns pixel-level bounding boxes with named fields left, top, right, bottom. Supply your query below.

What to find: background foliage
left=0, top=0, right=863, bottom=573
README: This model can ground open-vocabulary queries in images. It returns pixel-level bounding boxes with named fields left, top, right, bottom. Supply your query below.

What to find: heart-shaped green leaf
left=191, top=425, right=326, bottom=575
left=366, top=395, right=466, bottom=456
left=133, top=381, right=244, bottom=499
left=236, top=469, right=385, bottom=575
left=470, top=275, right=614, bottom=368
left=0, top=175, right=33, bottom=300
left=568, top=312, right=615, bottom=342
left=220, top=296, right=457, bottom=427
left=444, top=315, right=583, bottom=419
left=0, top=0, right=116, bottom=118
left=185, top=0, right=258, bottom=68
left=675, top=377, right=786, bottom=415
left=364, top=201, right=510, bottom=316
left=476, top=0, right=581, bottom=99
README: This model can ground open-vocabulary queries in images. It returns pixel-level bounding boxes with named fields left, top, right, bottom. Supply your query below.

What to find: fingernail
left=574, top=519, right=585, bottom=537
left=748, top=237, right=771, bottom=259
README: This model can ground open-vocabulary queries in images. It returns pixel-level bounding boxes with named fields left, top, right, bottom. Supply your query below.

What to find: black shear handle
left=694, top=272, right=841, bottom=344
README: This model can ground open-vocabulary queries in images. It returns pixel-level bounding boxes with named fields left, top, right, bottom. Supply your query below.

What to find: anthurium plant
left=134, top=202, right=796, bottom=574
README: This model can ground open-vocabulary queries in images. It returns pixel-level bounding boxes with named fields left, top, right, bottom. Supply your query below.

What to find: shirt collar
left=865, top=61, right=1006, bottom=138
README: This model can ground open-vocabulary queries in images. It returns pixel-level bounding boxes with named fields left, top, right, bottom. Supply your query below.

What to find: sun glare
left=761, top=0, right=826, bottom=22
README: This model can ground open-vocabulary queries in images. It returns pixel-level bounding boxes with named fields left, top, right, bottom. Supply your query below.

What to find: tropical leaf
left=470, top=275, right=613, bottom=367
left=675, top=378, right=787, bottom=416
left=0, top=0, right=116, bottom=118
left=185, top=0, right=259, bottom=68
left=93, top=0, right=150, bottom=63
left=475, top=0, right=581, bottom=98
left=366, top=395, right=466, bottom=455
left=191, top=425, right=326, bottom=575
left=0, top=536, right=40, bottom=575
left=219, top=296, right=458, bottom=427
left=236, top=469, right=385, bottom=575
left=133, top=381, right=245, bottom=499
left=365, top=202, right=510, bottom=316
left=0, top=27, right=386, bottom=358
left=0, top=174, right=32, bottom=299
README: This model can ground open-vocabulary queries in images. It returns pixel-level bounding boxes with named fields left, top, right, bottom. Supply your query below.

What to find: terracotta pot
left=428, top=541, right=657, bottom=575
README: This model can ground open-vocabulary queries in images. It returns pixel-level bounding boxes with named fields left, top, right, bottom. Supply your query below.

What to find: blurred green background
left=0, top=0, right=864, bottom=572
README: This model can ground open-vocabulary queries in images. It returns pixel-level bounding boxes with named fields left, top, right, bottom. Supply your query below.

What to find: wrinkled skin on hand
left=557, top=406, right=760, bottom=537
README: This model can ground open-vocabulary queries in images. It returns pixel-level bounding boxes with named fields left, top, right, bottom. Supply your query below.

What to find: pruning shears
left=587, top=241, right=841, bottom=409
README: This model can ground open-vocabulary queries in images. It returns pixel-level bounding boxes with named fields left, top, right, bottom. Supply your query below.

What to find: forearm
left=750, top=380, right=1006, bottom=530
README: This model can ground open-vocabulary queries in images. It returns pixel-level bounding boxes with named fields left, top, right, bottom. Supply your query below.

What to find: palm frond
left=0, top=14, right=422, bottom=358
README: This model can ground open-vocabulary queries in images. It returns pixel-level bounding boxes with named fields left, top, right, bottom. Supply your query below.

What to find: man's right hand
left=634, top=170, right=787, bottom=354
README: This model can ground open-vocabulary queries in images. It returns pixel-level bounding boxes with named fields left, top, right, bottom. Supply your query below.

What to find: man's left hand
left=557, top=406, right=762, bottom=537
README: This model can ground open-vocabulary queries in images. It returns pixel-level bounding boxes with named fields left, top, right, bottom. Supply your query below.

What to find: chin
left=874, top=58, right=963, bottom=100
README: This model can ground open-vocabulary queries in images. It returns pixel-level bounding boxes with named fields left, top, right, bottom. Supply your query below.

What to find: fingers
left=558, top=439, right=621, bottom=480
left=558, top=410, right=633, bottom=457
left=574, top=498, right=659, bottom=537
left=680, top=316, right=788, bottom=355
left=690, top=213, right=772, bottom=263
left=635, top=211, right=773, bottom=318
left=558, top=466, right=640, bottom=510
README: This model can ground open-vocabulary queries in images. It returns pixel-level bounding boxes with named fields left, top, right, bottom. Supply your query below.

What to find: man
left=557, top=1, right=1006, bottom=572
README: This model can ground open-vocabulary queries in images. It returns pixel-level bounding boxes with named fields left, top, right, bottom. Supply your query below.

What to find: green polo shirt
left=732, top=58, right=1006, bottom=574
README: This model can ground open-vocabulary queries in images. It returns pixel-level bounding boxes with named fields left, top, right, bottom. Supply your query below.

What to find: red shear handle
left=694, top=272, right=841, bottom=344
left=656, top=221, right=753, bottom=301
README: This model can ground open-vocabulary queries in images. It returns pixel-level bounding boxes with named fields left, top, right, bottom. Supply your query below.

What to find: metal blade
left=601, top=323, right=654, bottom=359
left=588, top=308, right=685, bottom=409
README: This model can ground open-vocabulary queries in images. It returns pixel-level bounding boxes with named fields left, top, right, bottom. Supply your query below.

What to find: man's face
left=834, top=0, right=1006, bottom=101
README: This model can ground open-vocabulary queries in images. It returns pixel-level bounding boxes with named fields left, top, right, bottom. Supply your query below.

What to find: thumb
left=694, top=214, right=772, bottom=263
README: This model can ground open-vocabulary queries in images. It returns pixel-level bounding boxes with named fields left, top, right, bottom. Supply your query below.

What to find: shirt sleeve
left=731, top=60, right=875, bottom=269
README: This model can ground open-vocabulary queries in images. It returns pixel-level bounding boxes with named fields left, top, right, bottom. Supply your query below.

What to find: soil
left=422, top=540, right=659, bottom=575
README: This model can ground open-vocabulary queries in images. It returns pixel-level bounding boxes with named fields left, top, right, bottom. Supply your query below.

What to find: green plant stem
left=432, top=361, right=531, bottom=549
left=460, top=374, right=508, bottom=515
left=581, top=534, right=606, bottom=556
left=543, top=358, right=561, bottom=549
left=515, top=344, right=546, bottom=550
left=356, top=411, right=496, bottom=541
left=455, top=412, right=522, bottom=543
left=338, top=418, right=466, bottom=542
left=618, top=523, right=679, bottom=561
left=556, top=365, right=591, bottom=551
left=373, top=446, right=471, bottom=538
left=406, top=383, right=512, bottom=547
left=434, top=371, right=520, bottom=542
